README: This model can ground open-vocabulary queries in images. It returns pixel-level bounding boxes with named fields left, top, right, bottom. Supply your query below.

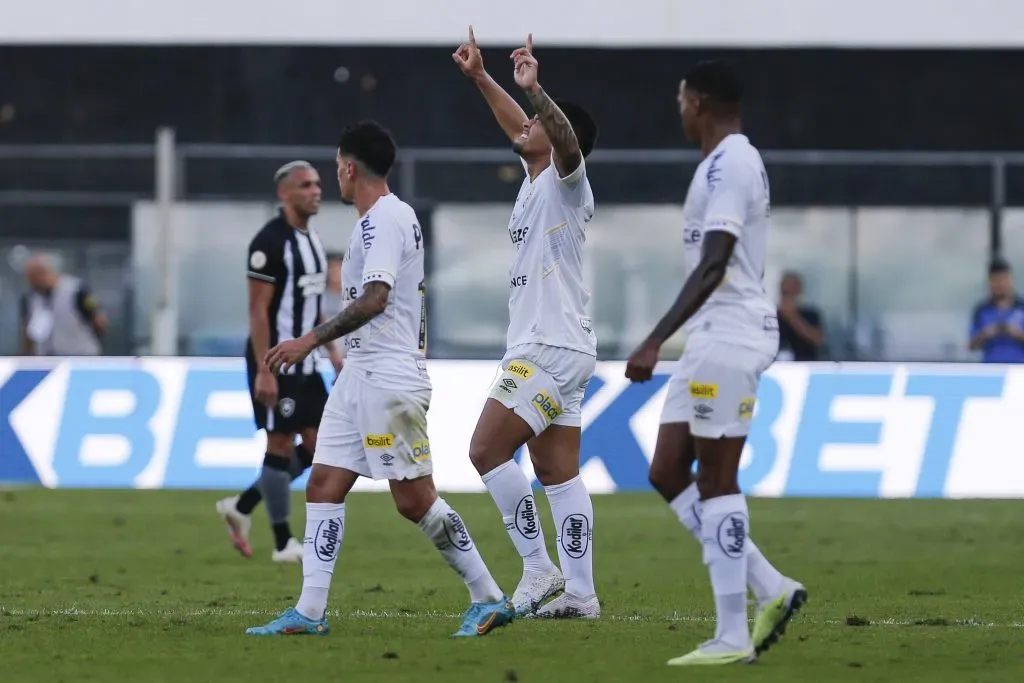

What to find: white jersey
left=505, top=157, right=597, bottom=356
left=340, top=193, right=430, bottom=390
left=682, top=134, right=776, bottom=342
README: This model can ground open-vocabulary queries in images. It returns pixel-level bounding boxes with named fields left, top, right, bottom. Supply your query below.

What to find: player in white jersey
left=246, top=121, right=514, bottom=638
left=453, top=29, right=601, bottom=619
left=626, top=61, right=806, bottom=666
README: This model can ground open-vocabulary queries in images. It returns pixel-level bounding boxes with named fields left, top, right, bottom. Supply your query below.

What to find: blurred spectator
left=18, top=253, right=106, bottom=356
left=777, top=271, right=825, bottom=361
left=968, top=259, right=1024, bottom=363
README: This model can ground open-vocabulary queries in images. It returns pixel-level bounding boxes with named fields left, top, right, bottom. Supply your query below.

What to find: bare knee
left=529, top=425, right=580, bottom=487
left=695, top=437, right=743, bottom=499
left=648, top=461, right=693, bottom=502
left=469, top=434, right=513, bottom=476
left=305, top=465, right=354, bottom=504
left=391, top=478, right=438, bottom=522
left=266, top=432, right=294, bottom=458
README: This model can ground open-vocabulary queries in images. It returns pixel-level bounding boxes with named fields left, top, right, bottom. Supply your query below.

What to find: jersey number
left=418, top=280, right=428, bottom=353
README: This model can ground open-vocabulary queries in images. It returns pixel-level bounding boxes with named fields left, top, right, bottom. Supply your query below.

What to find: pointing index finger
left=526, top=33, right=533, bottom=53
left=468, top=25, right=476, bottom=46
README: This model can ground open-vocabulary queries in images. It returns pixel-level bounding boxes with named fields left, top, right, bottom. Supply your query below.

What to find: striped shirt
left=246, top=210, right=328, bottom=375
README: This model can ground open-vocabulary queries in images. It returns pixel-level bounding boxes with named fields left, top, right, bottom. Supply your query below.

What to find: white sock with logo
left=671, top=483, right=787, bottom=605
left=481, top=460, right=555, bottom=574
left=700, top=494, right=751, bottom=648
left=418, top=497, right=503, bottom=604
left=296, top=502, right=345, bottom=621
left=544, top=475, right=595, bottom=598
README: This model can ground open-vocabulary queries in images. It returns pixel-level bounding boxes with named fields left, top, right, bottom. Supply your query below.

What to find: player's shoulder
left=718, top=134, right=764, bottom=168
left=250, top=212, right=290, bottom=246
left=705, top=135, right=762, bottom=188
left=367, top=193, right=417, bottom=223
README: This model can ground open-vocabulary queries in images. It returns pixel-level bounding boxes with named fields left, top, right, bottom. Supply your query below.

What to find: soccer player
left=453, top=29, right=601, bottom=619
left=246, top=121, right=514, bottom=638
left=625, top=61, right=806, bottom=666
left=216, top=161, right=341, bottom=562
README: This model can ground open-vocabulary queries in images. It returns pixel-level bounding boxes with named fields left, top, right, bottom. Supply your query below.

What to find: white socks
left=700, top=494, right=750, bottom=647
left=481, top=460, right=556, bottom=574
left=545, top=475, right=596, bottom=598
left=418, top=497, right=503, bottom=603
left=669, top=483, right=786, bottom=604
left=296, top=502, right=346, bottom=621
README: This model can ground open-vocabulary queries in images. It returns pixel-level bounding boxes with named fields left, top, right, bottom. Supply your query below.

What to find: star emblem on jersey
left=249, top=250, right=267, bottom=270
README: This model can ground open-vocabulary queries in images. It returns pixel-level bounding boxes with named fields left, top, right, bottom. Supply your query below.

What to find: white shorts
left=659, top=335, right=777, bottom=438
left=314, top=368, right=433, bottom=481
left=487, top=343, right=596, bottom=436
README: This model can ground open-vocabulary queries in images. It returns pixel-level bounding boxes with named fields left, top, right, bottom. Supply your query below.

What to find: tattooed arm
left=512, top=35, right=583, bottom=178
left=524, top=86, right=582, bottom=178
left=311, top=281, right=390, bottom=346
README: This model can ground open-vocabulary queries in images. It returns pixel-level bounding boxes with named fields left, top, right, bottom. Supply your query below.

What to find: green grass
left=0, top=489, right=1021, bottom=682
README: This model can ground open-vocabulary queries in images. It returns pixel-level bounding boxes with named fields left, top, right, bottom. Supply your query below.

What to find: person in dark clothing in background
left=969, top=259, right=1024, bottom=363
left=776, top=271, right=824, bottom=361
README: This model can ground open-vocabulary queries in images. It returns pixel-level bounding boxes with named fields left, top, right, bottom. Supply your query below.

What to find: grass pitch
left=1, top=489, right=1021, bottom=682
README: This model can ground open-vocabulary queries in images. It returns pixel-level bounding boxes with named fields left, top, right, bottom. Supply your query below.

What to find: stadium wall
left=1, top=357, right=1021, bottom=499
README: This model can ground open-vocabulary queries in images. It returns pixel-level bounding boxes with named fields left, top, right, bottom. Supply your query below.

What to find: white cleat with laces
left=512, top=566, right=564, bottom=617
left=531, top=592, right=601, bottom=620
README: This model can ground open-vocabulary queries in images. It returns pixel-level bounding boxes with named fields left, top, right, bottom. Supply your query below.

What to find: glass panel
left=854, top=208, right=990, bottom=361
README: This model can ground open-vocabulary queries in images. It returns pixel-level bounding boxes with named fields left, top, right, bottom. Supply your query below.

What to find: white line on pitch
left=1, top=607, right=1020, bottom=629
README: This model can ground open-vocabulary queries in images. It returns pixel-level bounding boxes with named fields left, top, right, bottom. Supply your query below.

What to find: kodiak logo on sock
left=315, top=518, right=343, bottom=562
left=443, top=511, right=473, bottom=552
left=560, top=514, right=591, bottom=559
left=516, top=495, right=539, bottom=539
left=716, top=513, right=748, bottom=559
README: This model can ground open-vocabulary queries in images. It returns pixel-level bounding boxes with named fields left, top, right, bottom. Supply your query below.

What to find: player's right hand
left=625, top=341, right=660, bottom=383
left=452, top=25, right=485, bottom=78
left=254, top=370, right=278, bottom=409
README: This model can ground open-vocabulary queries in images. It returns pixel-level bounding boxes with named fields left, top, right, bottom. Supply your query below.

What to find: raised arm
left=512, top=34, right=583, bottom=178
left=453, top=25, right=529, bottom=142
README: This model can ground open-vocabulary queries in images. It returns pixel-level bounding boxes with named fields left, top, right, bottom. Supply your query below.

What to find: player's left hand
left=265, top=335, right=317, bottom=374
left=511, top=34, right=539, bottom=92
left=625, top=341, right=660, bottom=382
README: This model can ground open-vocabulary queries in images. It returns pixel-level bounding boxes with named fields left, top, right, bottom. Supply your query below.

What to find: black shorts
left=246, top=348, right=328, bottom=435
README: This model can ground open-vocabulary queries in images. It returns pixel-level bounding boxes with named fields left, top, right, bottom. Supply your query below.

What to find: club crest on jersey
left=689, top=382, right=718, bottom=400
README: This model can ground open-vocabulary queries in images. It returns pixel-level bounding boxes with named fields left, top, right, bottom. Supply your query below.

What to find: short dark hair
left=337, top=120, right=396, bottom=177
left=989, top=258, right=1011, bottom=275
left=554, top=99, right=599, bottom=158
left=684, top=60, right=742, bottom=105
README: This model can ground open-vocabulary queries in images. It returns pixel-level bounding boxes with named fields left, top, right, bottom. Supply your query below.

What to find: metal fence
left=3, top=134, right=1024, bottom=359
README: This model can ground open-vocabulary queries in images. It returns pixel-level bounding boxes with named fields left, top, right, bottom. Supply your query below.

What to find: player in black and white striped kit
left=216, top=160, right=342, bottom=562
